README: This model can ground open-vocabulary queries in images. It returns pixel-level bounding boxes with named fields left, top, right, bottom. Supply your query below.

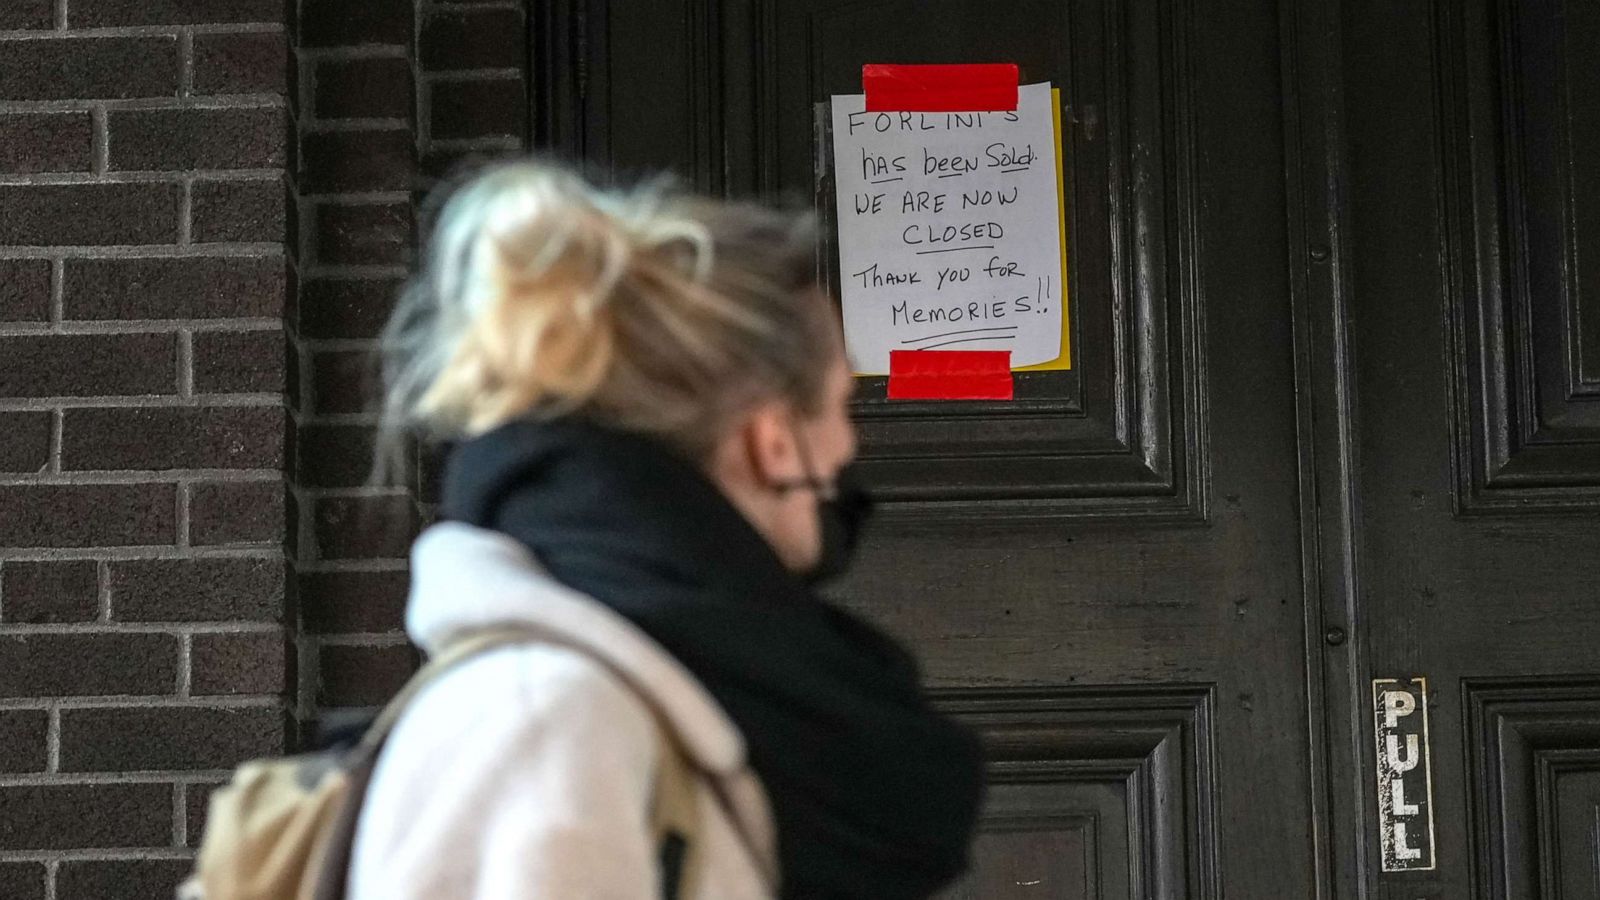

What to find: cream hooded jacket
left=347, top=522, right=779, bottom=899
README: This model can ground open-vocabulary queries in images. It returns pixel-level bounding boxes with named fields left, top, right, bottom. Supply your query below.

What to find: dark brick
left=192, top=30, right=288, bottom=95
left=57, top=859, right=194, bottom=900
left=0, top=710, right=47, bottom=774
left=0, top=36, right=178, bottom=101
left=318, top=643, right=415, bottom=706
left=314, top=200, right=411, bottom=266
left=417, top=503, right=441, bottom=530
left=60, top=705, right=286, bottom=772
left=300, top=0, right=410, bottom=47
left=65, top=256, right=285, bottom=320
left=284, top=337, right=302, bottom=411
left=300, top=569, right=407, bottom=634
left=313, top=494, right=416, bottom=560
left=313, top=56, right=411, bottom=120
left=110, top=106, right=287, bottom=171
left=190, top=479, right=283, bottom=546
left=421, top=7, right=525, bottom=70
left=301, top=127, right=412, bottom=193
left=0, top=411, right=51, bottom=473
left=184, top=781, right=225, bottom=848
left=0, top=258, right=50, bottom=322
left=298, top=422, right=375, bottom=488
left=0, top=112, right=92, bottom=174
left=62, top=405, right=282, bottom=471
left=0, top=0, right=51, bottom=29
left=0, top=862, right=44, bottom=900
left=0, top=633, right=176, bottom=698
left=1, top=560, right=99, bottom=624
left=298, top=277, right=398, bottom=338
left=416, top=441, right=448, bottom=503
left=192, top=328, right=286, bottom=394
left=190, top=630, right=289, bottom=695
left=420, top=145, right=503, bottom=182
left=0, top=783, right=171, bottom=850
left=0, top=183, right=179, bottom=246
left=283, top=486, right=300, bottom=560
left=0, top=333, right=177, bottom=397
left=0, top=484, right=175, bottom=548
left=191, top=178, right=287, bottom=244
left=109, top=557, right=284, bottom=622
left=311, top=349, right=374, bottom=415
left=431, top=78, right=525, bottom=141
left=70, top=0, right=285, bottom=26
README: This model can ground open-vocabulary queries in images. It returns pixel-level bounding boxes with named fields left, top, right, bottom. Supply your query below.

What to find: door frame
left=1280, top=0, right=1373, bottom=895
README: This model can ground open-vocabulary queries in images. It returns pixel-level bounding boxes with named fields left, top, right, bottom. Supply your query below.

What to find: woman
left=354, top=161, right=984, bottom=899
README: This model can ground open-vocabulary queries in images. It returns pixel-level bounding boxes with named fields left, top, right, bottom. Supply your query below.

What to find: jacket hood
left=405, top=521, right=747, bottom=774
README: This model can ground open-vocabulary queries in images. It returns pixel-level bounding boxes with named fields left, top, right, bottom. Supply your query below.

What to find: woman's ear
left=738, top=400, right=804, bottom=490
left=706, top=400, right=825, bottom=573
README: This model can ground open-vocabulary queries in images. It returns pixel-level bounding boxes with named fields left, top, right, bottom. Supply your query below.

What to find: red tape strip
left=887, top=350, right=1014, bottom=400
left=863, top=63, right=1019, bottom=112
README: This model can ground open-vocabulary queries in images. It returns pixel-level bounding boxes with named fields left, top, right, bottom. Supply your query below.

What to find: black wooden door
left=528, top=0, right=1600, bottom=896
left=534, top=0, right=1309, bottom=896
left=1336, top=0, right=1600, bottom=897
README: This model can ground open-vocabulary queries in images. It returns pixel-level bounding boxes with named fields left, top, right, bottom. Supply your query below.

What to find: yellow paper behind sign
left=1014, top=86, right=1072, bottom=371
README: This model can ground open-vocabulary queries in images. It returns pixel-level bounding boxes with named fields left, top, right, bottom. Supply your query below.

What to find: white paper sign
left=830, top=82, right=1064, bottom=375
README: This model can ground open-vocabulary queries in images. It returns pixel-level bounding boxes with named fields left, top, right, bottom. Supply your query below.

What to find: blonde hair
left=376, top=160, right=836, bottom=476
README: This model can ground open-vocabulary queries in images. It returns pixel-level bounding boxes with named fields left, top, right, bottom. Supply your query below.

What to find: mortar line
left=296, top=46, right=411, bottom=62
left=190, top=23, right=284, bottom=35
left=173, top=782, right=188, bottom=848
left=0, top=395, right=281, bottom=413
left=426, top=68, right=524, bottom=83
left=0, top=97, right=286, bottom=113
left=48, top=259, right=63, bottom=323
left=176, top=480, right=192, bottom=550
left=0, top=848, right=199, bottom=863
left=178, top=178, right=193, bottom=245
left=90, top=105, right=108, bottom=175
left=0, top=695, right=282, bottom=712
left=0, top=467, right=284, bottom=485
left=0, top=621, right=282, bottom=636
left=97, top=561, right=112, bottom=623
left=45, top=704, right=60, bottom=773
left=0, top=244, right=284, bottom=258
left=0, top=319, right=283, bottom=337
left=177, top=632, right=193, bottom=699
left=179, top=28, right=195, bottom=98
left=49, top=408, right=63, bottom=475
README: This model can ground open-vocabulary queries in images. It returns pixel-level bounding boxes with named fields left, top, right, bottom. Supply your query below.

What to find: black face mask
left=805, top=463, right=874, bottom=585
left=772, top=430, right=875, bottom=585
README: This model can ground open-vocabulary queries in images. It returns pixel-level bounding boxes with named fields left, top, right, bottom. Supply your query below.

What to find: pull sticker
left=1373, top=677, right=1437, bottom=871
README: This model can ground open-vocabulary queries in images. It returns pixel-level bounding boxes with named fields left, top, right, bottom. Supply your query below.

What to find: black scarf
left=441, top=418, right=985, bottom=899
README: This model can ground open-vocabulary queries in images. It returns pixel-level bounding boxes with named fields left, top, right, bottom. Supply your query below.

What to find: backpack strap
left=357, top=627, right=552, bottom=753
left=650, top=722, right=702, bottom=900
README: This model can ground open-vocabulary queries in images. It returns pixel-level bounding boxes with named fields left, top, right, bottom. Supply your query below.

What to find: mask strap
left=769, top=425, right=838, bottom=500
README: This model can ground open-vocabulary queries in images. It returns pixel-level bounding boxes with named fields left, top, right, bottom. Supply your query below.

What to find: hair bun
left=377, top=159, right=834, bottom=478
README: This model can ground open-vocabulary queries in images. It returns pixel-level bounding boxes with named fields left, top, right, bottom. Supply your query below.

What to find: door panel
left=1343, top=0, right=1600, bottom=895
left=536, top=1, right=1314, bottom=896
left=549, top=0, right=1208, bottom=514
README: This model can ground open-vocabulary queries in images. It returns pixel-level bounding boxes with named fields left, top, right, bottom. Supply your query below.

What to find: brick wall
left=296, top=0, right=527, bottom=720
left=0, top=0, right=294, bottom=896
left=0, top=0, right=531, bottom=890
left=292, top=0, right=422, bottom=721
